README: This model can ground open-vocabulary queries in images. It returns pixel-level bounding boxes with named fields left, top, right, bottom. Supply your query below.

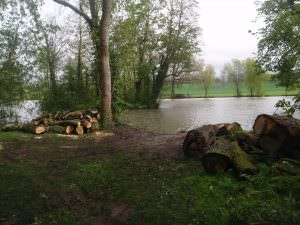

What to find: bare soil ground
left=0, top=125, right=186, bottom=164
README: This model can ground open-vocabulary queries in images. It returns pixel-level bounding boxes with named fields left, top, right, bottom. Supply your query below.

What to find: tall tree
left=200, top=64, right=215, bottom=97
left=52, top=0, right=113, bottom=127
left=110, top=0, right=200, bottom=106
left=257, top=0, right=300, bottom=89
left=222, top=59, right=245, bottom=97
left=244, top=58, right=270, bottom=96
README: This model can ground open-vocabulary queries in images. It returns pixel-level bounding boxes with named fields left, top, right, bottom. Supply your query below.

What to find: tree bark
left=52, top=0, right=113, bottom=128
left=99, top=0, right=112, bottom=127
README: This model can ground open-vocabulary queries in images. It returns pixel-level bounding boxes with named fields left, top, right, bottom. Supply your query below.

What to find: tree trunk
left=171, top=77, right=175, bottom=98
left=77, top=8, right=83, bottom=90
left=235, top=82, right=241, bottom=97
left=250, top=88, right=254, bottom=97
left=99, top=0, right=112, bottom=128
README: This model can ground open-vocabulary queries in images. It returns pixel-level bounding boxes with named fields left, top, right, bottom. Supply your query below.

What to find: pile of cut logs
left=182, top=114, right=300, bottom=176
left=1, top=110, right=101, bottom=135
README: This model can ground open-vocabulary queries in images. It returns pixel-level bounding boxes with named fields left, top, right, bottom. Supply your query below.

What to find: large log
left=45, top=126, right=66, bottom=134
left=47, top=120, right=81, bottom=127
left=182, top=123, right=242, bottom=158
left=81, top=119, right=92, bottom=129
left=63, top=111, right=84, bottom=120
left=202, top=138, right=257, bottom=175
left=234, top=132, right=260, bottom=153
left=76, top=124, right=84, bottom=136
left=253, top=114, right=300, bottom=157
left=182, top=125, right=218, bottom=158
left=65, top=125, right=74, bottom=135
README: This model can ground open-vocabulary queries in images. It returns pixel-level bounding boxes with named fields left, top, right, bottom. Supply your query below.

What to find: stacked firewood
left=182, top=114, right=300, bottom=176
left=1, top=110, right=101, bottom=136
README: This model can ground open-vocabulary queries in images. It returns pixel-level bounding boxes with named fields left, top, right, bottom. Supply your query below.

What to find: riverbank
left=160, top=81, right=298, bottom=98
left=0, top=126, right=299, bottom=225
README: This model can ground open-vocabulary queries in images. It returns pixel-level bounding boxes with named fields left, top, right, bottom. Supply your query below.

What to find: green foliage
left=222, top=59, right=245, bottom=97
left=257, top=0, right=300, bottom=90
left=40, top=84, right=98, bottom=113
left=244, top=58, right=270, bottom=96
left=200, top=64, right=215, bottom=97
left=0, top=0, right=41, bottom=105
left=275, top=95, right=300, bottom=115
left=111, top=0, right=200, bottom=106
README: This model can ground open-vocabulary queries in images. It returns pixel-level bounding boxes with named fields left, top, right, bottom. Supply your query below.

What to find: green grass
left=160, top=81, right=299, bottom=98
left=0, top=133, right=299, bottom=225
left=0, top=131, right=31, bottom=141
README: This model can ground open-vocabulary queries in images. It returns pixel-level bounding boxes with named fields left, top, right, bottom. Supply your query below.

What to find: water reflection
left=0, top=101, right=40, bottom=124
left=121, top=97, right=300, bottom=133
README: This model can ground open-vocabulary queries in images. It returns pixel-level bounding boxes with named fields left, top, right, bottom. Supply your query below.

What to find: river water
left=2, top=97, right=299, bottom=134
left=121, top=97, right=300, bottom=133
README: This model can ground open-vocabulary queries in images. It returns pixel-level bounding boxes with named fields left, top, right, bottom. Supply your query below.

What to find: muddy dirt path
left=0, top=126, right=186, bottom=163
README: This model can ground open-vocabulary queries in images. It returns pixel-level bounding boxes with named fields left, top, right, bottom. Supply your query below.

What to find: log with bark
left=182, top=123, right=242, bottom=158
left=45, top=126, right=66, bottom=134
left=253, top=114, right=300, bottom=158
left=202, top=138, right=257, bottom=175
left=3, top=109, right=102, bottom=136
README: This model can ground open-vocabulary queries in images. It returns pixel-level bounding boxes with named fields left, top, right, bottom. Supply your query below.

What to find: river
left=2, top=97, right=299, bottom=134
left=120, top=96, right=300, bottom=133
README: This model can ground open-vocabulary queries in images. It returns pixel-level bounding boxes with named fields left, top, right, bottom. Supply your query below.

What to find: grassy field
left=161, top=81, right=298, bottom=98
left=0, top=131, right=299, bottom=225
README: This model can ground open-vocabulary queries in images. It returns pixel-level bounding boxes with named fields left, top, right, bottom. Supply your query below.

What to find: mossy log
left=202, top=138, right=257, bottom=175
left=182, top=123, right=242, bottom=158
left=253, top=114, right=300, bottom=157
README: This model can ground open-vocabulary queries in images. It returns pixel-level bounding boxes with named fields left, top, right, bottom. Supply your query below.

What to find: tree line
left=0, top=0, right=299, bottom=126
left=169, top=58, right=270, bottom=98
left=0, top=0, right=200, bottom=127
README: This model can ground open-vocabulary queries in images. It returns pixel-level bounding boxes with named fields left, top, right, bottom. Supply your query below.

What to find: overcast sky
left=198, top=0, right=262, bottom=75
left=44, top=0, right=262, bottom=76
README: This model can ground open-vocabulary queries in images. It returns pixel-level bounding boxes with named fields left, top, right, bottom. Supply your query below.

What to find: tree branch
left=52, top=0, right=93, bottom=28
